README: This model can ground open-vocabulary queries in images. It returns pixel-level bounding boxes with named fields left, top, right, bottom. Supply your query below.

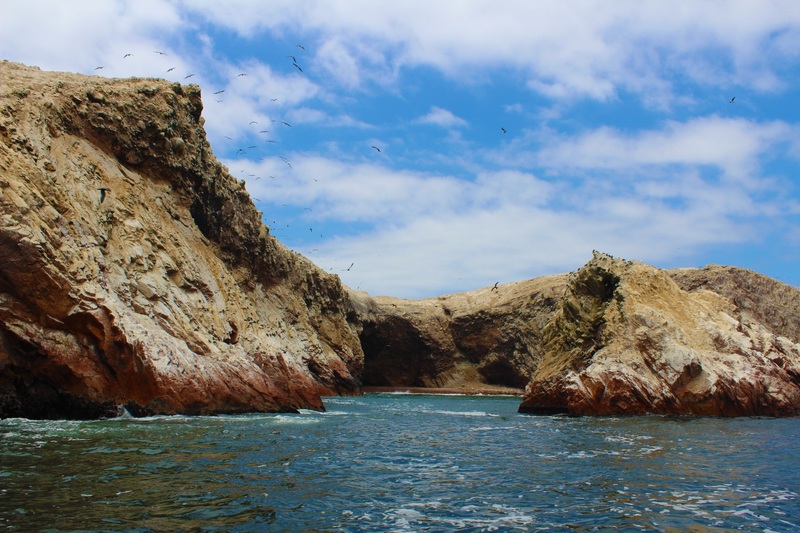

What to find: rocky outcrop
left=0, top=62, right=363, bottom=418
left=518, top=253, right=800, bottom=416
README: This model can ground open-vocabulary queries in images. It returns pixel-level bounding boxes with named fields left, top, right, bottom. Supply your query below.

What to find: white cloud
left=236, top=146, right=787, bottom=298
left=535, top=117, right=794, bottom=184
left=179, top=1, right=800, bottom=102
left=415, top=106, right=468, bottom=128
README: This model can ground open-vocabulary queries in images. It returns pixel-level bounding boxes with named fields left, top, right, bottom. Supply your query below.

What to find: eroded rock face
left=0, top=62, right=362, bottom=418
left=350, top=275, right=566, bottom=392
left=519, top=253, right=800, bottom=416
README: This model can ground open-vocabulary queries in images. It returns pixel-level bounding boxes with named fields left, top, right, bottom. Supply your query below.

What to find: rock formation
left=0, top=62, right=363, bottom=418
left=518, top=253, right=800, bottom=416
left=350, top=275, right=565, bottom=392
left=3, top=62, right=799, bottom=419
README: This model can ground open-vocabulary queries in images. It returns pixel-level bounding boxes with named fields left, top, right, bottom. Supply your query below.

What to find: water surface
left=1, top=393, right=798, bottom=531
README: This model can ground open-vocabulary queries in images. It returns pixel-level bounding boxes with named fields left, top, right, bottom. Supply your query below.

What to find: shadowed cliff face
left=0, top=62, right=362, bottom=418
left=350, top=276, right=566, bottom=392
left=519, top=253, right=800, bottom=416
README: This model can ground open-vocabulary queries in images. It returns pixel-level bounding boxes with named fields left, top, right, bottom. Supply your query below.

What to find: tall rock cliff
left=518, top=253, right=800, bottom=416
left=0, top=62, right=363, bottom=418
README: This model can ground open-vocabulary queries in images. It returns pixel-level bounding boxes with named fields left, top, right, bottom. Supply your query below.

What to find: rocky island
left=2, top=62, right=799, bottom=418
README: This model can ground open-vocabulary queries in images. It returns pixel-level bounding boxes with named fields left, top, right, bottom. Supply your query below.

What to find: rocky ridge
left=517, top=253, right=800, bottom=416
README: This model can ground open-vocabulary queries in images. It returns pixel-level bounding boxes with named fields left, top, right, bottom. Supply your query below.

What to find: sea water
left=1, top=393, right=798, bottom=532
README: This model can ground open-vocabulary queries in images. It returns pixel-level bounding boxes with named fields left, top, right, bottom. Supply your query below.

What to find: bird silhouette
left=166, top=67, right=175, bottom=72
left=214, top=90, right=225, bottom=94
left=501, top=127, right=507, bottom=133
left=729, top=96, right=736, bottom=103
left=372, top=146, right=381, bottom=152
left=184, top=74, right=194, bottom=79
left=293, top=63, right=303, bottom=72
left=123, top=53, right=132, bottom=58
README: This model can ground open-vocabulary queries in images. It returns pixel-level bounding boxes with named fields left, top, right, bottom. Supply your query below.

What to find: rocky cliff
left=350, top=275, right=565, bottom=392
left=0, top=62, right=363, bottom=418
left=517, top=253, right=800, bottom=416
left=3, top=63, right=799, bottom=419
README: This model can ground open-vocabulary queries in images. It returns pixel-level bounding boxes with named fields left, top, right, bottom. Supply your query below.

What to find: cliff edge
left=0, top=62, right=363, bottom=418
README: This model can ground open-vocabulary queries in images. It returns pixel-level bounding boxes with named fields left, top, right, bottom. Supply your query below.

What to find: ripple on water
left=1, top=396, right=798, bottom=532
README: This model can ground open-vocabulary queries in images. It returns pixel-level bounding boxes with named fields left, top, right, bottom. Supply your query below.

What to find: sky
left=2, top=1, right=800, bottom=299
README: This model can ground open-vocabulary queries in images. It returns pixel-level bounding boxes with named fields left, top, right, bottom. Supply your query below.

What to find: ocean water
left=1, top=394, right=799, bottom=532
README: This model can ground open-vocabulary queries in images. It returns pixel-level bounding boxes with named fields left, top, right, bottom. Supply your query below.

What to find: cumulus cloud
left=415, top=106, right=468, bottom=128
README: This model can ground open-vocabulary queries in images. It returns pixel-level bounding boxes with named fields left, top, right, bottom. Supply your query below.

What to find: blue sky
left=2, top=1, right=800, bottom=298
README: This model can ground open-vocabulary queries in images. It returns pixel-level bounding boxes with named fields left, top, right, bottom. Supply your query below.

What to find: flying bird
left=293, top=63, right=303, bottom=72
left=154, top=51, right=167, bottom=55
left=288, top=55, right=297, bottom=62
left=214, top=90, right=225, bottom=94
left=166, top=67, right=175, bottom=72
left=237, top=73, right=247, bottom=77
left=371, top=146, right=381, bottom=152
left=97, top=187, right=111, bottom=204
left=491, top=282, right=499, bottom=291
left=94, top=66, right=104, bottom=70
left=184, top=74, right=194, bottom=79
left=281, top=121, right=291, bottom=127
left=297, top=44, right=306, bottom=50
left=346, top=263, right=354, bottom=271
left=249, top=121, right=258, bottom=125
left=501, top=127, right=507, bottom=133
left=123, top=53, right=132, bottom=58
left=729, top=96, right=736, bottom=103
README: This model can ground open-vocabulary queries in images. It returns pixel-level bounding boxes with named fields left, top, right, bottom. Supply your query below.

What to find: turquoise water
left=1, top=393, right=799, bottom=532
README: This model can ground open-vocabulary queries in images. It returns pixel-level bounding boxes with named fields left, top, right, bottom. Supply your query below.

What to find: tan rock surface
left=518, top=252, right=800, bottom=416
left=0, top=62, right=362, bottom=418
